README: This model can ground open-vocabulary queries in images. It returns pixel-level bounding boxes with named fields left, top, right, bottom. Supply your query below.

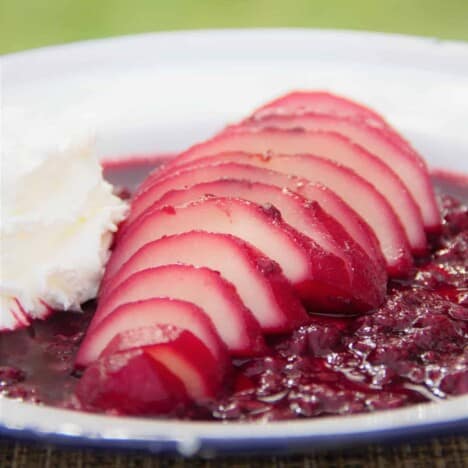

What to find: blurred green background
left=1, top=0, right=467, bottom=54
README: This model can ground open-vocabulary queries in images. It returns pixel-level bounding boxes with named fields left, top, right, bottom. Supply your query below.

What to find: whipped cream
left=1, top=108, right=128, bottom=330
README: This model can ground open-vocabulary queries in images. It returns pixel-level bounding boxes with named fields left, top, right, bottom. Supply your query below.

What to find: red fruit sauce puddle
left=0, top=157, right=467, bottom=421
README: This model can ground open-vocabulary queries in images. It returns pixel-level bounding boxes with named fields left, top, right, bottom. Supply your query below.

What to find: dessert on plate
left=1, top=92, right=467, bottom=420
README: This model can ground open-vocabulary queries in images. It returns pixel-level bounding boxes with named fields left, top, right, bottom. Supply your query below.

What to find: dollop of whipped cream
left=1, top=108, right=128, bottom=330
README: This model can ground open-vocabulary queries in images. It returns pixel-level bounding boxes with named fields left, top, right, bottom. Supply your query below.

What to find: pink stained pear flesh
left=101, top=325, right=227, bottom=399
left=100, top=231, right=307, bottom=333
left=148, top=179, right=386, bottom=309
left=238, top=112, right=439, bottom=231
left=77, top=325, right=225, bottom=412
left=250, top=91, right=396, bottom=126
left=76, top=298, right=231, bottom=368
left=140, top=150, right=411, bottom=275
left=127, top=161, right=384, bottom=268
left=162, top=128, right=423, bottom=254
left=76, top=343, right=190, bottom=415
left=105, top=196, right=376, bottom=311
left=90, top=265, right=266, bottom=357
left=247, top=91, right=425, bottom=166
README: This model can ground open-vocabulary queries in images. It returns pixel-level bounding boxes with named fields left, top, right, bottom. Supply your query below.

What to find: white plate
left=1, top=29, right=468, bottom=456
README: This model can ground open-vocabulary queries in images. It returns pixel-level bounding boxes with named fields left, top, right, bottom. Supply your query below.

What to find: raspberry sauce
left=1, top=157, right=467, bottom=421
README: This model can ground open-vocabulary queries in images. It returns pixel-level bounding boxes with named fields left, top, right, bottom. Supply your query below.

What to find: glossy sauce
left=0, top=156, right=467, bottom=421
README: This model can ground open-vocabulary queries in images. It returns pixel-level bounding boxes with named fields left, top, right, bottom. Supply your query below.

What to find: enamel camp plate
left=1, top=29, right=468, bottom=455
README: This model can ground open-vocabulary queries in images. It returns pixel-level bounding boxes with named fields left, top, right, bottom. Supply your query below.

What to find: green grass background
left=1, top=0, right=467, bottom=54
